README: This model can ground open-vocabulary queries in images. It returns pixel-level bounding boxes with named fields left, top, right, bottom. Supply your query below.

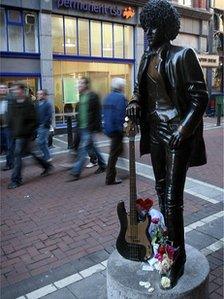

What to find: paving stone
left=197, top=217, right=224, bottom=239
left=68, top=272, right=107, bottom=299
left=42, top=288, right=77, bottom=299
left=87, top=250, right=110, bottom=264
left=70, top=257, right=96, bottom=273
left=185, top=230, right=218, bottom=250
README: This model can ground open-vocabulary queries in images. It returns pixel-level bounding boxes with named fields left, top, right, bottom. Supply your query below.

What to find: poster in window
left=63, top=77, right=79, bottom=104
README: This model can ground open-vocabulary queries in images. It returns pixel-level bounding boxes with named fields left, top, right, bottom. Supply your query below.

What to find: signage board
left=198, top=54, right=219, bottom=67
left=56, top=0, right=135, bottom=19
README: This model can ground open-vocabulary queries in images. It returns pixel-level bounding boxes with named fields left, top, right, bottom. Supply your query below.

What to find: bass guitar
left=116, top=117, right=152, bottom=261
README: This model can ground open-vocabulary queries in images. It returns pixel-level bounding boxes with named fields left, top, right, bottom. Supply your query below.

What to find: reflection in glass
left=65, top=17, right=77, bottom=55
left=78, top=19, right=89, bottom=56
left=114, top=24, right=123, bottom=58
left=8, top=25, right=23, bottom=52
left=0, top=8, right=6, bottom=51
left=52, top=15, right=64, bottom=53
left=103, top=22, right=112, bottom=57
left=91, top=20, right=101, bottom=56
left=24, top=12, right=38, bottom=52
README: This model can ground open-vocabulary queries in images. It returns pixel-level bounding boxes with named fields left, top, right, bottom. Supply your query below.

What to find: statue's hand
left=169, top=125, right=190, bottom=149
left=126, top=102, right=141, bottom=123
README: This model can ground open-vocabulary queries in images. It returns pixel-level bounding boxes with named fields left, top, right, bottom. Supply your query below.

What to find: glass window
left=7, top=10, right=22, bottom=24
left=65, top=17, right=77, bottom=55
left=102, top=22, right=112, bottom=57
left=200, top=37, right=207, bottom=52
left=53, top=60, right=133, bottom=125
left=8, top=25, right=23, bottom=52
left=90, top=20, right=101, bottom=57
left=124, top=25, right=133, bottom=59
left=0, top=8, right=6, bottom=51
left=52, top=15, right=64, bottom=53
left=114, top=24, right=123, bottom=58
left=78, top=19, right=89, bottom=56
left=24, top=12, right=38, bottom=52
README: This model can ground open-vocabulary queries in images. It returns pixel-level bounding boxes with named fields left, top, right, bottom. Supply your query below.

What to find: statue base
left=107, top=244, right=209, bottom=299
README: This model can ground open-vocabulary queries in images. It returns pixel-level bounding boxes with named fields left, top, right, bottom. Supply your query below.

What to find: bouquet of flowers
left=147, top=209, right=177, bottom=289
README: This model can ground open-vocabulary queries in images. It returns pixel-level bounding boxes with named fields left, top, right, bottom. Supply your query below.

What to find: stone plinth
left=107, top=244, right=209, bottom=299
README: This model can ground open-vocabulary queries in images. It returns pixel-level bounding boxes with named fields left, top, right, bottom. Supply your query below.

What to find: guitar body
left=116, top=201, right=152, bottom=261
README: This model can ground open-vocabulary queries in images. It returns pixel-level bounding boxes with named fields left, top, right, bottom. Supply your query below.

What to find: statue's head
left=140, top=0, right=180, bottom=49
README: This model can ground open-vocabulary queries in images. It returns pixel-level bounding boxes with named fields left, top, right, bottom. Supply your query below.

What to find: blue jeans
left=1, top=127, right=14, bottom=167
left=11, top=138, right=51, bottom=183
left=71, top=129, right=105, bottom=176
left=11, top=138, right=27, bottom=183
left=37, top=126, right=51, bottom=161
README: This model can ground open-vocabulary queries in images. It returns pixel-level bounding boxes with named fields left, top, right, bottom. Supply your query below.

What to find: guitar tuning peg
left=125, top=116, right=129, bottom=122
left=123, top=122, right=128, bottom=128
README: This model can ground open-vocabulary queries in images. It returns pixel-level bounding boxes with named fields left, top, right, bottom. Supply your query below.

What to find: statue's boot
left=161, top=205, right=186, bottom=289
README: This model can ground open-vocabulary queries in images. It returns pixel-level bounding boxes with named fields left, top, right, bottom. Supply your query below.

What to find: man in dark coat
left=103, top=78, right=127, bottom=185
left=126, top=0, right=208, bottom=289
left=70, top=77, right=106, bottom=180
left=8, top=83, right=52, bottom=189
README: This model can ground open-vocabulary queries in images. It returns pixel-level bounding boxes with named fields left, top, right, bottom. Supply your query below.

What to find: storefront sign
left=57, top=0, right=135, bottom=18
left=198, top=54, right=219, bottom=67
left=63, top=77, right=79, bottom=104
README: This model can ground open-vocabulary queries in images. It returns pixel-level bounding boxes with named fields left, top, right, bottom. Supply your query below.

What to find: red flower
left=151, top=217, right=160, bottom=224
left=165, top=244, right=175, bottom=260
left=158, top=245, right=166, bottom=255
left=136, top=198, right=153, bottom=211
left=155, top=253, right=163, bottom=262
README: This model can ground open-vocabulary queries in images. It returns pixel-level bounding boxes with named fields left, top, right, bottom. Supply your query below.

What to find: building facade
left=0, top=0, right=216, bottom=128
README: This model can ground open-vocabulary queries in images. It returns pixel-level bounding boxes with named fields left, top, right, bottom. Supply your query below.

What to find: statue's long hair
left=140, top=0, right=180, bottom=41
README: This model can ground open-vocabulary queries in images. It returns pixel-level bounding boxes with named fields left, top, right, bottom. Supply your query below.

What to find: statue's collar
left=144, top=42, right=170, bottom=58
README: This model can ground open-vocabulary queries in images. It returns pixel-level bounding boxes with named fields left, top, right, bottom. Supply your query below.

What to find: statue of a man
left=127, top=0, right=208, bottom=289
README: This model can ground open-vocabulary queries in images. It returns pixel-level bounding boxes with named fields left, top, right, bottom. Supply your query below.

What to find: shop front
left=0, top=0, right=139, bottom=128
left=51, top=1, right=137, bottom=126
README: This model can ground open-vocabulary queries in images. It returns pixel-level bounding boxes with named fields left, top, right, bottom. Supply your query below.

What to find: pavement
left=0, top=117, right=223, bottom=299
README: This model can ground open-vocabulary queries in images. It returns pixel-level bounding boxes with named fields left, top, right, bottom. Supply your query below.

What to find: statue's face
left=146, top=26, right=166, bottom=49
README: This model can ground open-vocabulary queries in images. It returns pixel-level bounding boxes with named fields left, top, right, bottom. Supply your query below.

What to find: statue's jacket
left=132, top=43, right=209, bottom=167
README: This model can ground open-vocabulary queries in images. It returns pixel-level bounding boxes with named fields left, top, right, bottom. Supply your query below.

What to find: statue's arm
left=169, top=48, right=208, bottom=149
left=179, top=48, right=209, bottom=135
left=126, top=53, right=146, bottom=120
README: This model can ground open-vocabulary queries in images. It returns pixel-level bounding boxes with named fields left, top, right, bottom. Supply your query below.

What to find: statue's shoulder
left=169, top=45, right=197, bottom=60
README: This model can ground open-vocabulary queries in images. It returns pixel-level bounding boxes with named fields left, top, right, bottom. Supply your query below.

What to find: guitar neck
left=129, top=137, right=137, bottom=224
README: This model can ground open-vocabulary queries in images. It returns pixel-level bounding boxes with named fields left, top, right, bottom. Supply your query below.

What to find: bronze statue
left=126, top=0, right=208, bottom=289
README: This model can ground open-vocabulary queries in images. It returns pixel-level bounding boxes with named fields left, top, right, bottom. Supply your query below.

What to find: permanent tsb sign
left=57, top=0, right=135, bottom=19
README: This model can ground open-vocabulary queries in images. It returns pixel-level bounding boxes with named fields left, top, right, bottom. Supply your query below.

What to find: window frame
left=52, top=14, right=135, bottom=60
left=1, top=8, right=39, bottom=53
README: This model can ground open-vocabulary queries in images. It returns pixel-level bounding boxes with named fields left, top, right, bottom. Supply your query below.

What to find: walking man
left=0, top=84, right=14, bottom=170
left=70, top=77, right=106, bottom=180
left=7, top=83, right=51, bottom=189
left=103, top=78, right=127, bottom=185
left=36, top=89, right=53, bottom=174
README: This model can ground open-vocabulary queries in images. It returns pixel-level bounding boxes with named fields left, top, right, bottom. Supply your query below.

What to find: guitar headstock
left=123, top=117, right=138, bottom=138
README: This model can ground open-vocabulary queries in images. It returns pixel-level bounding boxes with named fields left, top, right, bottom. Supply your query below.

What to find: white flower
left=161, top=258, right=172, bottom=272
left=161, top=276, right=171, bottom=289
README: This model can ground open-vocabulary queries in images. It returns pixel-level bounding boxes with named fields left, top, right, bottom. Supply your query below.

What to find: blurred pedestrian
left=0, top=84, right=14, bottom=170
left=103, top=78, right=127, bottom=185
left=36, top=89, right=53, bottom=170
left=70, top=77, right=106, bottom=181
left=7, top=83, right=52, bottom=189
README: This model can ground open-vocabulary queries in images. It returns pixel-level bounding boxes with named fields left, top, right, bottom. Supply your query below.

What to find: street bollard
left=67, top=116, right=73, bottom=149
